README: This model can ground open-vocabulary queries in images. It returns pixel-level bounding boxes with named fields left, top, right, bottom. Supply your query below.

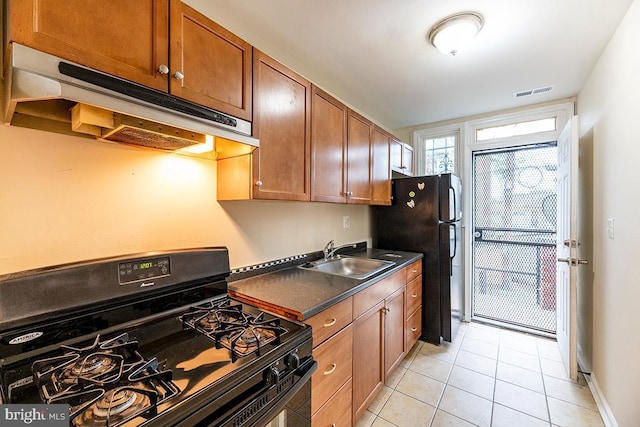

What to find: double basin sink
left=299, top=255, right=394, bottom=280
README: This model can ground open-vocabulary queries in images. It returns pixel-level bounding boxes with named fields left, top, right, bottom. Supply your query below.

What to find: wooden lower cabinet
left=405, top=260, right=423, bottom=352
left=352, top=300, right=385, bottom=421
left=406, top=306, right=422, bottom=351
left=309, top=298, right=353, bottom=427
left=384, top=287, right=406, bottom=378
left=311, top=324, right=353, bottom=416
left=305, top=260, right=423, bottom=425
left=313, top=378, right=353, bottom=427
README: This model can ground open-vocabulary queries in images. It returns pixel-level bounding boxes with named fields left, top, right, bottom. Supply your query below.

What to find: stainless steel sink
left=299, top=256, right=394, bottom=280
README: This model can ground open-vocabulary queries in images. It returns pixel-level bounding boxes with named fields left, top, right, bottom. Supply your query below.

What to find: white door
left=556, top=115, right=580, bottom=380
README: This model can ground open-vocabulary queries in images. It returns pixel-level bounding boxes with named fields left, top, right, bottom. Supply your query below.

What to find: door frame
left=461, top=102, right=575, bottom=323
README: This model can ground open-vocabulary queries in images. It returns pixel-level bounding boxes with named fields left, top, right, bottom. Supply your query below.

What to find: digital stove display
left=118, top=256, right=170, bottom=284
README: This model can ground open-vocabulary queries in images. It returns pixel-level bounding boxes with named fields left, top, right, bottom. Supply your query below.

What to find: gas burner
left=179, top=299, right=245, bottom=332
left=57, top=353, right=122, bottom=389
left=31, top=334, right=180, bottom=427
left=179, top=301, right=289, bottom=360
left=77, top=384, right=153, bottom=427
left=213, top=312, right=288, bottom=359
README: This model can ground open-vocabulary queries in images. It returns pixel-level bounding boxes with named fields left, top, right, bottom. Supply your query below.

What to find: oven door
left=175, top=352, right=317, bottom=427
left=256, top=364, right=314, bottom=427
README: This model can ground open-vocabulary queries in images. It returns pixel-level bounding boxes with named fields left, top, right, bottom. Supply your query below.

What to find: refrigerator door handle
left=450, top=224, right=457, bottom=260
left=449, top=185, right=457, bottom=222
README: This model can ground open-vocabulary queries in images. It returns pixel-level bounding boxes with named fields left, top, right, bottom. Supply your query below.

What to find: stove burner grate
left=179, top=300, right=288, bottom=360
left=31, top=333, right=180, bottom=427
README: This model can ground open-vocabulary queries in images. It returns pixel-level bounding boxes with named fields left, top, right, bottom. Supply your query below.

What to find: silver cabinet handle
left=557, top=257, right=570, bottom=264
left=173, top=70, right=185, bottom=80
left=255, top=180, right=263, bottom=187
left=158, top=64, right=169, bottom=75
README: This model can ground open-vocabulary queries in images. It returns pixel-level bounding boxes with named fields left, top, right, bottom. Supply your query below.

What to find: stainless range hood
left=3, top=43, right=258, bottom=158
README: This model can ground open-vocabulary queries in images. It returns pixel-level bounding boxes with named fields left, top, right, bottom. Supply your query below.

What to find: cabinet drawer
left=405, top=275, right=422, bottom=317
left=307, top=297, right=352, bottom=347
left=406, top=306, right=422, bottom=352
left=312, top=378, right=352, bottom=427
left=312, top=324, right=353, bottom=415
left=353, top=269, right=404, bottom=318
left=406, top=260, right=422, bottom=283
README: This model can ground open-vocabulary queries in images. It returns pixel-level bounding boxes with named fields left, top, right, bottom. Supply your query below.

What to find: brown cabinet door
left=352, top=300, right=384, bottom=422
left=8, top=0, right=169, bottom=91
left=346, top=110, right=372, bottom=204
left=312, top=378, right=353, bottom=427
left=311, top=324, right=353, bottom=416
left=371, top=126, right=391, bottom=205
left=169, top=0, right=252, bottom=120
left=310, top=86, right=347, bottom=203
left=406, top=306, right=422, bottom=352
left=384, top=287, right=406, bottom=378
left=252, top=49, right=311, bottom=201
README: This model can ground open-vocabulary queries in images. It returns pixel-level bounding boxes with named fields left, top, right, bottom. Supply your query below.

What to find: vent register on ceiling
left=3, top=44, right=258, bottom=159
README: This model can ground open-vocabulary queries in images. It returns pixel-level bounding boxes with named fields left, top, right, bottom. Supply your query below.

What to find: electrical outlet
left=607, top=218, right=615, bottom=239
left=343, top=216, right=350, bottom=229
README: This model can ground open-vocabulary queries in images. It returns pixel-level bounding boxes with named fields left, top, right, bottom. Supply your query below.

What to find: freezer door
left=439, top=173, right=463, bottom=223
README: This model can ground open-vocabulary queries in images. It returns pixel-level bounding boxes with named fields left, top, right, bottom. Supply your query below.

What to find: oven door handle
left=247, top=359, right=317, bottom=427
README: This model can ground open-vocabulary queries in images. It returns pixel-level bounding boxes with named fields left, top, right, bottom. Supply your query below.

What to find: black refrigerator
left=373, top=173, right=463, bottom=344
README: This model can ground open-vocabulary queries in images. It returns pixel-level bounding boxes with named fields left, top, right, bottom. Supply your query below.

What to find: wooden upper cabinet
left=8, top=0, right=252, bottom=120
left=346, top=110, right=372, bottom=204
left=169, top=1, right=252, bottom=120
left=371, top=126, right=392, bottom=206
left=310, top=86, right=347, bottom=203
left=252, top=49, right=311, bottom=201
left=7, top=0, right=169, bottom=91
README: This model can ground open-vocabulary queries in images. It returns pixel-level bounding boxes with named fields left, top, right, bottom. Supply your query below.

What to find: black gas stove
left=0, top=248, right=315, bottom=427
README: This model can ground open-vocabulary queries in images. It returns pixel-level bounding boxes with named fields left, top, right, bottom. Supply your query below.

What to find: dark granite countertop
left=227, top=248, right=422, bottom=321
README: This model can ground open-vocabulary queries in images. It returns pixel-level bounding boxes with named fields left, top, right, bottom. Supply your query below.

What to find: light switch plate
left=607, top=218, right=615, bottom=239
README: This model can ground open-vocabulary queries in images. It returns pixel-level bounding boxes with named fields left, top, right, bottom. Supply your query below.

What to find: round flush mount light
left=429, top=12, right=484, bottom=56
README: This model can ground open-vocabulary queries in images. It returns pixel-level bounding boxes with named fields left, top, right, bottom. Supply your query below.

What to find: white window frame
left=412, top=123, right=464, bottom=177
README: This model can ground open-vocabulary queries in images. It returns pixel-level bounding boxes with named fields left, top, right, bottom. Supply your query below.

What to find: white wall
left=0, top=124, right=370, bottom=274
left=577, top=0, right=640, bottom=425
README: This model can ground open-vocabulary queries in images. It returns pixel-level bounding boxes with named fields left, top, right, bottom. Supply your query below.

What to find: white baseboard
left=586, top=372, right=618, bottom=427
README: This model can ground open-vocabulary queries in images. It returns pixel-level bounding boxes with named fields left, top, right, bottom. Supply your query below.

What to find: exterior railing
left=473, top=227, right=557, bottom=331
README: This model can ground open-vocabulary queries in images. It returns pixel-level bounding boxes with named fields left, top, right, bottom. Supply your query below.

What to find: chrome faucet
left=323, top=240, right=357, bottom=260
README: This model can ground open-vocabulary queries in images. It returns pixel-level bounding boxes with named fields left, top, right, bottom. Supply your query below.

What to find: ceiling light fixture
left=429, top=12, right=484, bottom=56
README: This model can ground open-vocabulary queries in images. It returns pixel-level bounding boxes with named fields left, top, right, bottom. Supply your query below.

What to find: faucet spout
left=323, top=240, right=335, bottom=261
left=325, top=242, right=357, bottom=260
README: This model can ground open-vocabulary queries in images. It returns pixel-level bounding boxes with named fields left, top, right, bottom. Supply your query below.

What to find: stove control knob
left=285, top=352, right=300, bottom=370
left=264, top=365, right=279, bottom=385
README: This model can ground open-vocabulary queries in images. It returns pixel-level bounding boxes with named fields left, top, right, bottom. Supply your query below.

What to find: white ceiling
left=186, top=0, right=633, bottom=131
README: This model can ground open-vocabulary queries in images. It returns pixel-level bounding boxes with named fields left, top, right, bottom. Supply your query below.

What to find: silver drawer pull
left=411, top=268, right=418, bottom=273
left=412, top=293, right=418, bottom=298
left=323, top=363, right=337, bottom=376
left=411, top=327, right=418, bottom=332
left=323, top=318, right=337, bottom=327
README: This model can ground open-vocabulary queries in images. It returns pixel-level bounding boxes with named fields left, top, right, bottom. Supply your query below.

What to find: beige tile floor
left=355, top=321, right=604, bottom=427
